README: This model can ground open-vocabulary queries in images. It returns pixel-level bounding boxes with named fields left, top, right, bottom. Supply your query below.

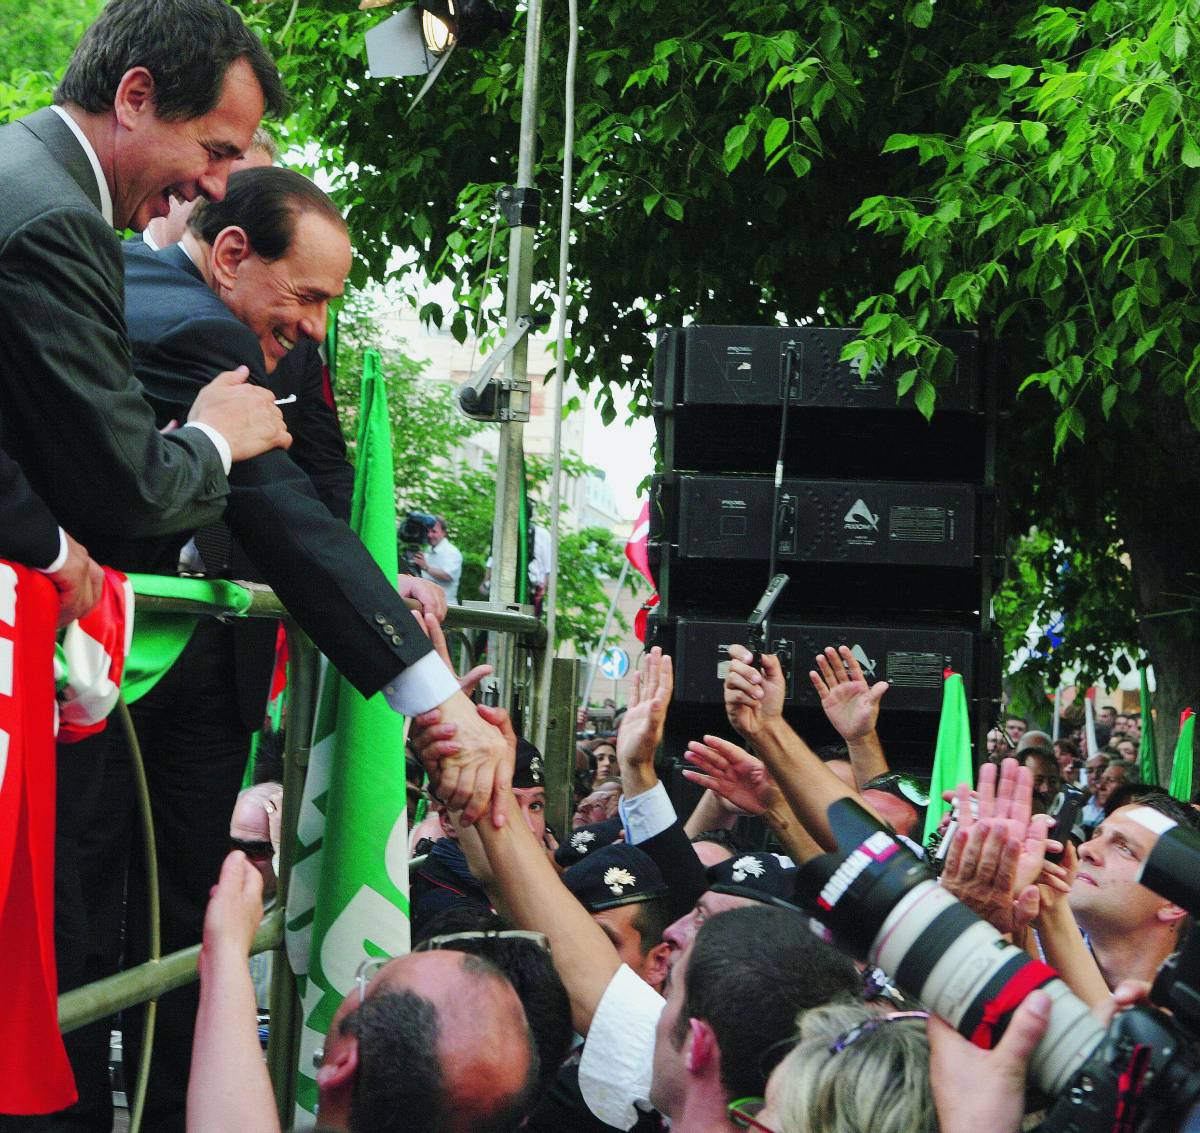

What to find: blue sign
left=599, top=647, right=630, bottom=680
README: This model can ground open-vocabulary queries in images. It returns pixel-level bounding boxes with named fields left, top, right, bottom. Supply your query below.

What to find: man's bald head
left=321, top=950, right=538, bottom=1133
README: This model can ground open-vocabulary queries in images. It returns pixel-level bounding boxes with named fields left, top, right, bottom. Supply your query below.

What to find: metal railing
left=56, top=582, right=576, bottom=1130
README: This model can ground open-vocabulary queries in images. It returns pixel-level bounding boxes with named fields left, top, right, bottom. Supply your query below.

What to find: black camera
left=795, top=798, right=1200, bottom=1132
left=397, top=511, right=437, bottom=575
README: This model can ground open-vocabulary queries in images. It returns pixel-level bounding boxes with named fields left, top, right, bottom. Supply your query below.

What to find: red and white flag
left=0, top=561, right=77, bottom=1112
left=625, top=501, right=655, bottom=589
left=625, top=502, right=659, bottom=643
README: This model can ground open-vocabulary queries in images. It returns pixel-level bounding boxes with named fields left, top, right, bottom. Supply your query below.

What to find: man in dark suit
left=0, top=0, right=294, bottom=627
left=65, top=167, right=503, bottom=1131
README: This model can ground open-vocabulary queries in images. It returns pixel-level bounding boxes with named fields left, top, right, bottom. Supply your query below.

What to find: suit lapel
left=17, top=108, right=103, bottom=214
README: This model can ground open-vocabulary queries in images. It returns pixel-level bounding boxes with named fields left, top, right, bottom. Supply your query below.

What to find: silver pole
left=1052, top=686, right=1061, bottom=741
left=488, top=0, right=544, bottom=710
left=579, top=556, right=630, bottom=710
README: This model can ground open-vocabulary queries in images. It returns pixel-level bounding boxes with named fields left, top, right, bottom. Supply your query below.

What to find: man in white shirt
left=414, top=515, right=464, bottom=604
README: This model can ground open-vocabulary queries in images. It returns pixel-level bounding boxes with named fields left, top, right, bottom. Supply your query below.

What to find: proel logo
left=843, top=498, right=879, bottom=532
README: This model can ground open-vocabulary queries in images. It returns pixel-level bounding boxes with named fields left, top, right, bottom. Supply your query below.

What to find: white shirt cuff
left=181, top=421, right=232, bottom=474
left=619, top=781, right=676, bottom=845
left=578, top=964, right=664, bottom=1130
left=382, top=652, right=461, bottom=717
left=36, top=528, right=69, bottom=574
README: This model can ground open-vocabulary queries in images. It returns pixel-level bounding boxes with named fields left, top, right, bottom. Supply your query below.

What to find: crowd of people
left=3, top=0, right=1200, bottom=1130
left=188, top=638, right=1200, bottom=1133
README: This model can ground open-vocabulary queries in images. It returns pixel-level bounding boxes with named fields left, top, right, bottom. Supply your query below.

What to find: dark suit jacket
left=0, top=108, right=230, bottom=565
left=119, top=243, right=433, bottom=698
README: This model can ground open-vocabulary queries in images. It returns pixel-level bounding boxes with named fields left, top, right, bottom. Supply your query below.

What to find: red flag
left=634, top=593, right=660, bottom=644
left=0, top=561, right=77, bottom=1112
left=625, top=501, right=655, bottom=588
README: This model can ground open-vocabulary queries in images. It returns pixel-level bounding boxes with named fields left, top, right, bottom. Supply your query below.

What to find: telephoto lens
left=797, top=798, right=1200, bottom=1130
left=796, top=798, right=1100, bottom=1096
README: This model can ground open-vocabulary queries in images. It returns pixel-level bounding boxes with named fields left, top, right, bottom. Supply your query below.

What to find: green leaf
left=914, top=378, right=936, bottom=419
left=723, top=123, right=750, bottom=172
left=1021, top=120, right=1048, bottom=147
left=882, top=133, right=920, bottom=154
left=1182, top=137, right=1200, bottom=169
left=1101, top=384, right=1118, bottom=419
left=642, top=192, right=661, bottom=216
left=662, top=197, right=684, bottom=221
left=1091, top=144, right=1115, bottom=178
left=764, top=117, right=789, bottom=156
left=909, top=0, right=933, bottom=29
left=896, top=368, right=918, bottom=397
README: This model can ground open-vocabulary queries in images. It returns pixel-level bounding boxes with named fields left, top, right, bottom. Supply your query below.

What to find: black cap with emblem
left=706, top=852, right=800, bottom=911
left=554, top=816, right=623, bottom=867
left=563, top=843, right=668, bottom=912
left=513, top=738, right=545, bottom=789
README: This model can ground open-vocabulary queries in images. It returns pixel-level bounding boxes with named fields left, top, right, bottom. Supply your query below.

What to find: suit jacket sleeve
left=135, top=315, right=433, bottom=698
left=0, top=446, right=61, bottom=567
left=0, top=208, right=228, bottom=548
left=287, top=348, right=354, bottom=522
left=635, top=819, right=708, bottom=921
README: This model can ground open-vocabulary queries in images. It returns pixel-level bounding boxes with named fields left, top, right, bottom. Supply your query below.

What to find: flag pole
left=579, top=556, right=630, bottom=712
left=1052, top=686, right=1061, bottom=741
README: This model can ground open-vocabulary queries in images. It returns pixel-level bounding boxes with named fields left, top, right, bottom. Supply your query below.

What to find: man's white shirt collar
left=49, top=105, right=114, bottom=227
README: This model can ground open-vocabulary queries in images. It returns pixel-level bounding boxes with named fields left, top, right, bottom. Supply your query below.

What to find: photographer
left=412, top=514, right=463, bottom=604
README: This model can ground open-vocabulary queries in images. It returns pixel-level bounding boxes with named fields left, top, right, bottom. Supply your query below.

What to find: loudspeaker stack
left=646, top=325, right=1003, bottom=775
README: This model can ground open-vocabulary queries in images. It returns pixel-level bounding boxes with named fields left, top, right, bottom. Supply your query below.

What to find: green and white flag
left=1138, top=666, right=1158, bottom=787
left=1169, top=708, right=1194, bottom=804
left=286, top=351, right=411, bottom=1123
left=923, top=669, right=974, bottom=845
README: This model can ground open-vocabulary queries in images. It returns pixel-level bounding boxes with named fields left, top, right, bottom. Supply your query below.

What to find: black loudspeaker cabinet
left=653, top=325, right=994, bottom=484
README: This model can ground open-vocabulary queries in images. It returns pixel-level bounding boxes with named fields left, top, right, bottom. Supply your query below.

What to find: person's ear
left=643, top=941, right=671, bottom=994
left=437, top=805, right=457, bottom=840
left=1157, top=902, right=1188, bottom=930
left=209, top=226, right=252, bottom=292
left=685, top=1018, right=716, bottom=1075
left=112, top=67, right=156, bottom=129
left=315, top=1034, right=359, bottom=1092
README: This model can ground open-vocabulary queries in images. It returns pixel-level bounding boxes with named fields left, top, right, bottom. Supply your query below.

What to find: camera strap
left=969, top=959, right=1057, bottom=1048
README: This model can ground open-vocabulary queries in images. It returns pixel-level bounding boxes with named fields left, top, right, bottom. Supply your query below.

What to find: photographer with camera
left=410, top=514, right=463, bottom=604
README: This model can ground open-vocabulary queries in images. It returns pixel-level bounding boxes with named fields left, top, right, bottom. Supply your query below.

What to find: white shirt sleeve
left=180, top=421, right=232, bottom=475
left=578, top=964, right=664, bottom=1130
left=618, top=781, right=677, bottom=845
left=381, top=652, right=462, bottom=717
left=36, top=528, right=70, bottom=574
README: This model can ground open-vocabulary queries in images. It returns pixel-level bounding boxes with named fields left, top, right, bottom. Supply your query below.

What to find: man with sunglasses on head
left=189, top=852, right=541, bottom=1133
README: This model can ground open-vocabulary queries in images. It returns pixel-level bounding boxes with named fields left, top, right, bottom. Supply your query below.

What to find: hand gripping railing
left=55, top=581, right=576, bottom=1131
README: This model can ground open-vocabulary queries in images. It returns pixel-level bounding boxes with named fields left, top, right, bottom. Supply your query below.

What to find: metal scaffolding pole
left=487, top=0, right=543, bottom=711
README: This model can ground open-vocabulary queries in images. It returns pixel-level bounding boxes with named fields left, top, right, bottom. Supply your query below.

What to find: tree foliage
left=236, top=0, right=1200, bottom=759
left=334, top=290, right=631, bottom=650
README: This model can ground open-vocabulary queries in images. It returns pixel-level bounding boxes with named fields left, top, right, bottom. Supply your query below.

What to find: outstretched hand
left=616, top=647, right=673, bottom=785
left=682, top=734, right=780, bottom=816
left=408, top=690, right=514, bottom=829
left=202, top=851, right=264, bottom=962
left=723, top=643, right=786, bottom=741
left=809, top=645, right=888, bottom=742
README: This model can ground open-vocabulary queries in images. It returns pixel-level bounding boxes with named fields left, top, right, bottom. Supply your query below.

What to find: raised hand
left=681, top=734, right=780, bottom=816
left=201, top=851, right=264, bottom=962
left=809, top=645, right=888, bottom=742
left=954, top=758, right=1059, bottom=894
left=616, top=647, right=672, bottom=791
left=723, top=643, right=786, bottom=741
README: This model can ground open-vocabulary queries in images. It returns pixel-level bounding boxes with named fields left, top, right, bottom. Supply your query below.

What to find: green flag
left=1169, top=708, right=1194, bottom=803
left=286, top=350, right=411, bottom=1123
left=922, top=670, right=974, bottom=844
left=1138, top=666, right=1158, bottom=787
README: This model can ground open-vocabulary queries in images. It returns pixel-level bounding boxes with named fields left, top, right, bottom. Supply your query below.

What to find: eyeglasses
left=355, top=955, right=391, bottom=1006
left=416, top=929, right=550, bottom=952
left=728, top=1097, right=776, bottom=1133
left=828, top=1010, right=928, bottom=1054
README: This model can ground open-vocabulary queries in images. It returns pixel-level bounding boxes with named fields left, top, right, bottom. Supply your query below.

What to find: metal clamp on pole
left=457, top=314, right=537, bottom=421
left=497, top=185, right=541, bottom=229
